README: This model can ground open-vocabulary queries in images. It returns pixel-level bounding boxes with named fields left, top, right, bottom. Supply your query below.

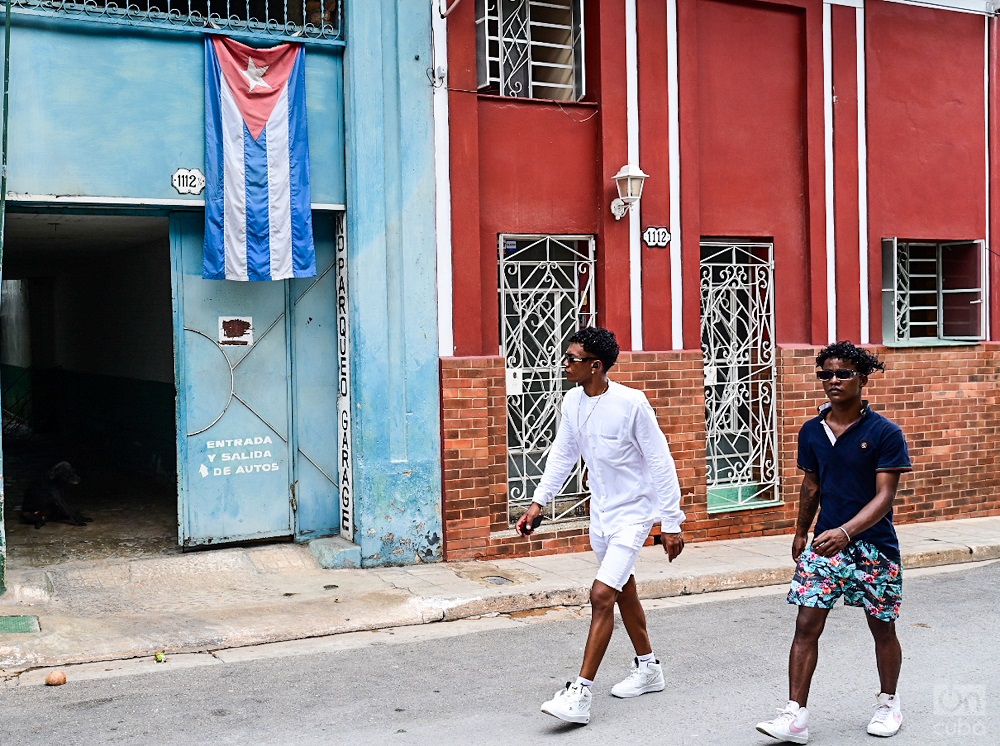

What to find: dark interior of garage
left=1, top=212, right=180, bottom=566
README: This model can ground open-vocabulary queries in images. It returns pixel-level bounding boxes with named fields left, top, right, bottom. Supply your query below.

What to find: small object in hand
left=45, top=670, right=67, bottom=686
left=154, top=651, right=167, bottom=663
left=523, top=515, right=544, bottom=535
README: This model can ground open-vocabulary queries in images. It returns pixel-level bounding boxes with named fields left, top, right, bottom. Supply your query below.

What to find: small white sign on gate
left=219, top=316, right=253, bottom=346
left=506, top=367, right=524, bottom=396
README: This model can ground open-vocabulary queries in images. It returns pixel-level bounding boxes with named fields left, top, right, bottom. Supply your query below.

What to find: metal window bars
left=699, top=241, right=779, bottom=513
left=881, top=238, right=985, bottom=342
left=7, top=0, right=343, bottom=44
left=476, top=0, right=584, bottom=101
left=499, top=235, right=595, bottom=526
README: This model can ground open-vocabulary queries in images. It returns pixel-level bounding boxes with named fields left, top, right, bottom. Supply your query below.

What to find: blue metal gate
left=171, top=211, right=342, bottom=546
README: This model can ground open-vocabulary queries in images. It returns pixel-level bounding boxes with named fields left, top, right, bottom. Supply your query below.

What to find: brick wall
left=440, top=344, right=1000, bottom=561
left=841, top=345, right=1000, bottom=523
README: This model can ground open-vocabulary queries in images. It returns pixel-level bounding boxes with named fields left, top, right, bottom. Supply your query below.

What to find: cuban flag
left=204, top=36, right=316, bottom=281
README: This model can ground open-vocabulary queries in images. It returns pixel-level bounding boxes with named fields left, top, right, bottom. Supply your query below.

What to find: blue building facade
left=0, top=0, right=442, bottom=592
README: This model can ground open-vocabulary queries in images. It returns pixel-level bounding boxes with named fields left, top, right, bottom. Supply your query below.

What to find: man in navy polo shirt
left=756, top=341, right=911, bottom=743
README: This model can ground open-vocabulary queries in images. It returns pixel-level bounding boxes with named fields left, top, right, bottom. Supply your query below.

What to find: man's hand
left=811, top=527, right=850, bottom=558
left=661, top=531, right=684, bottom=562
left=515, top=503, right=543, bottom=537
left=792, top=531, right=809, bottom=562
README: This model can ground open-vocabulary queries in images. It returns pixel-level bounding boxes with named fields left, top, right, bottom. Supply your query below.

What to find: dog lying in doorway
left=21, top=461, right=92, bottom=529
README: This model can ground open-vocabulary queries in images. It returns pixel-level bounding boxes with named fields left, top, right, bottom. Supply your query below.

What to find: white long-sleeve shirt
left=532, top=380, right=685, bottom=535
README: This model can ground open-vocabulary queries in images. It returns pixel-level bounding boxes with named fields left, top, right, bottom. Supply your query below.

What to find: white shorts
left=590, top=521, right=655, bottom=592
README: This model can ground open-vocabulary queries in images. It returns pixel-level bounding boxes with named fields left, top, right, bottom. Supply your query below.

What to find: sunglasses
left=816, top=369, right=861, bottom=381
left=562, top=353, right=599, bottom=364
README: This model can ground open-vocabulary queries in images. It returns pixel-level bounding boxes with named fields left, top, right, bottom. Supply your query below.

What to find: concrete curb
left=434, top=539, right=1000, bottom=622
left=902, top=542, right=1000, bottom=569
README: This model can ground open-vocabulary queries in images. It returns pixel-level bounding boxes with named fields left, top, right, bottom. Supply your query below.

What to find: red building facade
left=437, top=0, right=1000, bottom=561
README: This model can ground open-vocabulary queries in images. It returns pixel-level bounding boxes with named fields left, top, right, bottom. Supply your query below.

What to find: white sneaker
left=867, top=692, right=902, bottom=737
left=756, top=701, right=810, bottom=744
left=611, top=657, right=665, bottom=698
left=541, top=681, right=592, bottom=725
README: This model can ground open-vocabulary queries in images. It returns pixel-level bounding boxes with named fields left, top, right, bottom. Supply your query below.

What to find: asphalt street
left=1, top=561, right=995, bottom=745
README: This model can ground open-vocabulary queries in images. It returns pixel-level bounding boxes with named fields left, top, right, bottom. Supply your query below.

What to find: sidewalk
left=2, top=516, right=998, bottom=679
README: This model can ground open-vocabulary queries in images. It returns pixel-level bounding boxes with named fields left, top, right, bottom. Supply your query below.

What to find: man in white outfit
left=516, top=326, right=686, bottom=726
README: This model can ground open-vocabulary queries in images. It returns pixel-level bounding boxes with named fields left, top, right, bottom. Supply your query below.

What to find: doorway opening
left=1, top=211, right=179, bottom=567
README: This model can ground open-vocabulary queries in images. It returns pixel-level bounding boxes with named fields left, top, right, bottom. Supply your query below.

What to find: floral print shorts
left=787, top=539, right=903, bottom=622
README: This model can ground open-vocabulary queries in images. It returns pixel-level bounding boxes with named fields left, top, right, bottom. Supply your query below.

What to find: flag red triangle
left=212, top=36, right=300, bottom=141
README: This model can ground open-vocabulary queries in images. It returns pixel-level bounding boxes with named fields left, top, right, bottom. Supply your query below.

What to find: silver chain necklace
left=577, top=381, right=610, bottom=432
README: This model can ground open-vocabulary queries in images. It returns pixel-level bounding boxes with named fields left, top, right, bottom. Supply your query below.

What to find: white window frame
left=881, top=237, right=987, bottom=344
left=881, top=0, right=995, bottom=16
left=475, top=0, right=586, bottom=101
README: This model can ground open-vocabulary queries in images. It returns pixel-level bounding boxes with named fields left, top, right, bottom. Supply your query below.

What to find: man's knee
left=866, top=615, right=898, bottom=643
left=792, top=606, right=829, bottom=642
left=590, top=580, right=619, bottom=612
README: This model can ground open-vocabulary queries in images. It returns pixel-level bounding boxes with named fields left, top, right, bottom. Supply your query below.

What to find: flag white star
left=241, top=57, right=272, bottom=92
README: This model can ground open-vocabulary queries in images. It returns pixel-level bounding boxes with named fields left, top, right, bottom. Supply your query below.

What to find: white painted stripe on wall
left=667, top=0, right=683, bottom=350
left=985, top=17, right=992, bottom=339
left=432, top=6, right=455, bottom=357
left=857, top=7, right=870, bottom=344
left=824, top=4, right=837, bottom=343
left=626, top=0, right=643, bottom=350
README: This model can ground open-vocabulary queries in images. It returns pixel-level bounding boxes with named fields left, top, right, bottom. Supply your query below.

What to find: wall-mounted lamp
left=610, top=164, right=648, bottom=220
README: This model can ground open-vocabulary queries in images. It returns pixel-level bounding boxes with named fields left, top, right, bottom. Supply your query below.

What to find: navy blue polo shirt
left=797, top=401, right=912, bottom=562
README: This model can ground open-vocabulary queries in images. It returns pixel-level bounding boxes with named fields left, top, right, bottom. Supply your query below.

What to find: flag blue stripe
left=203, top=39, right=227, bottom=280
left=244, top=122, right=272, bottom=281
left=287, top=49, right=316, bottom=278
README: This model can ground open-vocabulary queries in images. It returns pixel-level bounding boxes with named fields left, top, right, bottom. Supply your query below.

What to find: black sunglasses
left=562, top=353, right=599, bottom=364
left=816, top=369, right=861, bottom=381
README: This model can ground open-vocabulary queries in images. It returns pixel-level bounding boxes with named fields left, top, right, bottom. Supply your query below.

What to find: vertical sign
left=336, top=214, right=355, bottom=540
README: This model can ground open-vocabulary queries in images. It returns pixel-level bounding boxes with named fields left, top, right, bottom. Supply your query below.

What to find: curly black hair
left=816, top=340, right=886, bottom=376
left=570, top=326, right=620, bottom=371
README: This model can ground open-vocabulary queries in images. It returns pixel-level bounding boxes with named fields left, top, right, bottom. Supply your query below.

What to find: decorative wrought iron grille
left=499, top=235, right=595, bottom=526
left=9, top=0, right=343, bottom=44
left=476, top=0, right=584, bottom=101
left=881, top=238, right=985, bottom=343
left=699, top=241, right=779, bottom=513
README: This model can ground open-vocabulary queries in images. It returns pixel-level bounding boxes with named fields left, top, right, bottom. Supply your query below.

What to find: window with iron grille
left=881, top=238, right=986, bottom=344
left=9, top=0, right=343, bottom=43
left=476, top=0, right=585, bottom=101
left=499, top=235, right=595, bottom=527
left=700, top=240, right=780, bottom=514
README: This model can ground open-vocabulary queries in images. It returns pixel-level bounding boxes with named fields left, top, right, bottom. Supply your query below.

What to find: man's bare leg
left=579, top=580, right=619, bottom=680
left=866, top=614, right=901, bottom=694
left=616, top=575, right=653, bottom=657
left=788, top=606, right=831, bottom=706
